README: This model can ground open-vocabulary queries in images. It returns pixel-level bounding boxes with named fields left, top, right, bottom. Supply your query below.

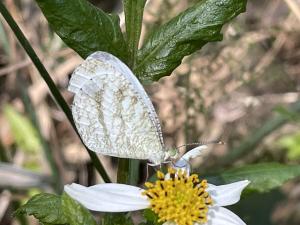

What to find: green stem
left=0, top=1, right=111, bottom=183
left=116, top=158, right=140, bottom=185
left=117, top=158, right=129, bottom=184
left=124, top=0, right=146, bottom=68
left=128, top=159, right=140, bottom=185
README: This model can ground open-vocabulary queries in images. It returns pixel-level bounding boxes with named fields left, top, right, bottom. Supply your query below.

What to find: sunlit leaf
left=34, top=0, right=128, bottom=62
left=134, top=0, right=247, bottom=83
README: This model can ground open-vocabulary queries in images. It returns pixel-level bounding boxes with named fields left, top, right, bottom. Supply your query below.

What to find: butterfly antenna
left=176, top=140, right=225, bottom=149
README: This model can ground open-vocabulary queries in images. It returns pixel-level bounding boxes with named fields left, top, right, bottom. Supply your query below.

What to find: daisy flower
left=65, top=148, right=250, bottom=225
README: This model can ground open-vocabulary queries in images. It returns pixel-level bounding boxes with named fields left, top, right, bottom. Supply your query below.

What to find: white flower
left=65, top=165, right=249, bottom=225
left=172, top=145, right=209, bottom=174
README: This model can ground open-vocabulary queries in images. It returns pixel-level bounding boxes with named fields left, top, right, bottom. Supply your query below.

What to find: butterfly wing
left=68, top=52, right=165, bottom=164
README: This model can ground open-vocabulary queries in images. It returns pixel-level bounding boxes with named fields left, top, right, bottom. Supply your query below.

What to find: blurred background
left=0, top=0, right=299, bottom=224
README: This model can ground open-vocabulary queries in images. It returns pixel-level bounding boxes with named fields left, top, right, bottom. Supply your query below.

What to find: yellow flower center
left=143, top=168, right=213, bottom=225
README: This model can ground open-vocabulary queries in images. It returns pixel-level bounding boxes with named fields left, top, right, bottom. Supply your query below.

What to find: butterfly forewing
left=68, top=52, right=165, bottom=164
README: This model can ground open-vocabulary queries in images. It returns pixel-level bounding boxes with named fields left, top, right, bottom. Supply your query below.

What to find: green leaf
left=134, top=0, right=247, bottom=83
left=15, top=193, right=97, bottom=225
left=278, top=132, right=300, bottom=160
left=139, top=209, right=162, bottom=225
left=206, top=163, right=300, bottom=193
left=124, top=0, right=146, bottom=68
left=101, top=213, right=134, bottom=225
left=34, top=0, right=128, bottom=62
left=14, top=193, right=67, bottom=224
left=62, top=192, right=97, bottom=225
left=3, top=105, right=41, bottom=153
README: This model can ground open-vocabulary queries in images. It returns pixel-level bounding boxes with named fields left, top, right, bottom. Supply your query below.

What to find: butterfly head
left=164, top=148, right=179, bottom=161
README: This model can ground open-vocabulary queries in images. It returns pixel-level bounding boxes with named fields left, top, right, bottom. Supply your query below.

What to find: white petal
left=207, top=180, right=250, bottom=207
left=172, top=158, right=191, bottom=175
left=163, top=221, right=176, bottom=225
left=64, top=183, right=149, bottom=212
left=206, top=206, right=246, bottom=225
left=181, top=145, right=208, bottom=161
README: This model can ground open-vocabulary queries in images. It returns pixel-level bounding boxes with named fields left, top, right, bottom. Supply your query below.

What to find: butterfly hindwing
left=69, top=52, right=165, bottom=164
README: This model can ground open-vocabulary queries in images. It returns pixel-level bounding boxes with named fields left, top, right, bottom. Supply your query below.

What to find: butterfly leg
left=145, top=162, right=161, bottom=181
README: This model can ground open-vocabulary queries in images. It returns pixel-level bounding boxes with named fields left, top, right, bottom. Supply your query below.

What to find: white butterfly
left=68, top=51, right=179, bottom=165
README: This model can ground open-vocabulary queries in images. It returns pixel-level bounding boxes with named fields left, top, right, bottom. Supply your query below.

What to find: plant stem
left=124, top=0, right=146, bottom=68
left=0, top=1, right=111, bottom=183
left=117, top=158, right=129, bottom=184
